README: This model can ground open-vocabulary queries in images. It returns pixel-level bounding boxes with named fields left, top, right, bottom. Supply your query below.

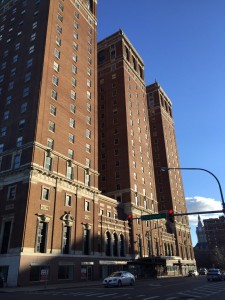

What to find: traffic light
left=167, top=209, right=174, bottom=223
left=127, top=214, right=133, bottom=227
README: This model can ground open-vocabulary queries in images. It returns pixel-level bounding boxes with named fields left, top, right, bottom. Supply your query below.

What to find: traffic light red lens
left=168, top=209, right=173, bottom=214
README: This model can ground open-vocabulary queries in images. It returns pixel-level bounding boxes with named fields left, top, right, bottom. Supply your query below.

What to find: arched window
left=113, top=233, right=118, bottom=256
left=83, top=227, right=90, bottom=255
left=105, top=231, right=111, bottom=256
left=119, top=234, right=125, bottom=257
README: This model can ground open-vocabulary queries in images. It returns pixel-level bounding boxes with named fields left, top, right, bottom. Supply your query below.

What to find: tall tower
left=98, top=30, right=170, bottom=260
left=146, top=82, right=195, bottom=262
left=0, top=0, right=100, bottom=286
left=196, top=215, right=207, bottom=246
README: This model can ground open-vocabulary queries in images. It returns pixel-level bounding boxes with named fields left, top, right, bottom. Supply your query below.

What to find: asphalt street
left=1, top=276, right=225, bottom=300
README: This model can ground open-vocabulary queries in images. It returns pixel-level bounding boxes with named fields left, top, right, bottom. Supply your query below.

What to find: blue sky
left=97, top=0, right=225, bottom=245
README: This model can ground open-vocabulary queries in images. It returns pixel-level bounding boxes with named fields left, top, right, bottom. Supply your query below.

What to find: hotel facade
left=0, top=0, right=195, bottom=287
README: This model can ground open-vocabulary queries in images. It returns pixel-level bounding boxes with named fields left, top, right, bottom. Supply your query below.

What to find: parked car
left=207, top=268, right=224, bottom=281
left=188, top=270, right=199, bottom=277
left=199, top=268, right=207, bottom=275
left=103, top=271, right=135, bottom=287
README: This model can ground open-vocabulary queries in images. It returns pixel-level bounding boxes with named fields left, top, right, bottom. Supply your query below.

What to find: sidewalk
left=0, top=280, right=101, bottom=293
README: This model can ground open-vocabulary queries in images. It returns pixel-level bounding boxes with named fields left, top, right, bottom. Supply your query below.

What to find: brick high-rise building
left=0, top=0, right=132, bottom=287
left=98, top=30, right=162, bottom=257
left=146, top=82, right=195, bottom=265
left=98, top=31, right=197, bottom=275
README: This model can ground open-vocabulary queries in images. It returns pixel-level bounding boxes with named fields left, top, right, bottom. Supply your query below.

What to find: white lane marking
left=177, top=292, right=201, bottom=298
left=98, top=293, right=118, bottom=297
left=85, top=292, right=106, bottom=297
left=142, top=297, right=160, bottom=300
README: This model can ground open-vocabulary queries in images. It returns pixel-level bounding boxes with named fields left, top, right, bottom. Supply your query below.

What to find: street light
left=160, top=167, right=225, bottom=214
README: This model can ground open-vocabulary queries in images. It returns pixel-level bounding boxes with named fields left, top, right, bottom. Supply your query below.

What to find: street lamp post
left=160, top=167, right=225, bottom=214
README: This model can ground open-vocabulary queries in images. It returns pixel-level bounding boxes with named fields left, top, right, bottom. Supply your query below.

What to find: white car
left=103, top=271, right=135, bottom=287
left=188, top=270, right=199, bottom=277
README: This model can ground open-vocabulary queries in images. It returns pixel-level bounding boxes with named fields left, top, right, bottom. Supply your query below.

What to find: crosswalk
left=26, top=281, right=225, bottom=299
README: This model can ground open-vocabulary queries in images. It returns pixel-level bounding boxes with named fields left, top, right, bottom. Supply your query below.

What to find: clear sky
left=97, top=0, right=225, bottom=245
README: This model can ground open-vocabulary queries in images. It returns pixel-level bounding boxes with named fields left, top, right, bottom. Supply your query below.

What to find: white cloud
left=185, top=196, right=223, bottom=226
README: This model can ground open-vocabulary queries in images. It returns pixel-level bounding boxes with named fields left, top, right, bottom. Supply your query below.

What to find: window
left=73, top=42, right=78, bottom=51
left=74, top=11, right=79, bottom=19
left=21, top=102, right=27, bottom=113
left=86, top=158, right=90, bottom=168
left=68, top=149, right=74, bottom=159
left=58, top=3, right=64, bottom=11
left=36, top=222, right=48, bottom=253
left=6, top=96, right=12, bottom=105
left=56, top=24, right=62, bottom=34
left=1, top=62, right=7, bottom=70
left=47, top=138, right=54, bottom=149
left=42, top=187, right=49, bottom=200
left=3, top=111, right=9, bottom=120
left=72, top=54, right=77, bottom=62
left=44, top=156, right=52, bottom=171
left=70, top=104, right=76, bottom=113
left=87, top=68, right=91, bottom=76
left=56, top=36, right=61, bottom=46
left=32, top=21, right=37, bottom=29
left=86, top=144, right=91, bottom=153
left=53, top=61, right=59, bottom=72
left=16, top=136, right=23, bottom=147
left=0, top=144, right=4, bottom=154
left=74, top=21, right=79, bottom=29
left=49, top=121, right=55, bottom=132
left=87, top=79, right=91, bottom=87
left=23, top=87, right=29, bottom=97
left=18, top=119, right=25, bottom=129
left=1, top=127, right=6, bottom=137
left=83, top=226, right=90, bottom=255
left=86, top=116, right=91, bottom=125
left=13, top=55, right=18, bottom=63
left=7, top=186, right=16, bottom=200
left=85, top=200, right=90, bottom=211
left=87, top=103, right=91, bottom=112
left=52, top=75, right=59, bottom=86
left=51, top=90, right=57, bottom=100
left=24, top=72, right=31, bottom=82
left=30, top=33, right=36, bottom=41
left=26, top=58, right=33, bottom=68
left=0, top=74, right=4, bottom=83
left=69, top=133, right=75, bottom=144
left=57, top=13, right=63, bottom=22
left=72, top=65, right=77, bottom=74
left=13, top=154, right=21, bottom=169
left=86, top=129, right=91, bottom=139
left=73, top=32, right=78, bottom=39
left=71, top=90, right=76, bottom=100
left=62, top=226, right=71, bottom=254
left=98, top=50, right=105, bottom=64
left=87, top=91, right=91, bottom=100
left=29, top=45, right=34, bottom=54
left=0, top=221, right=12, bottom=254
left=66, top=165, right=73, bottom=180
left=50, top=105, right=56, bottom=116
left=8, top=81, right=14, bottom=91
left=87, top=57, right=92, bottom=65
left=69, top=118, right=75, bottom=128
left=54, top=48, right=60, bottom=59
left=71, top=77, right=76, bottom=87
left=65, top=194, right=72, bottom=206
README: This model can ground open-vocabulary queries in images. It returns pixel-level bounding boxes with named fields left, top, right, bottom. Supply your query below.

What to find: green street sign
left=141, top=213, right=167, bottom=221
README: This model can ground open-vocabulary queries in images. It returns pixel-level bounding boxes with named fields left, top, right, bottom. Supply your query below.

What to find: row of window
left=48, top=3, right=93, bottom=160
